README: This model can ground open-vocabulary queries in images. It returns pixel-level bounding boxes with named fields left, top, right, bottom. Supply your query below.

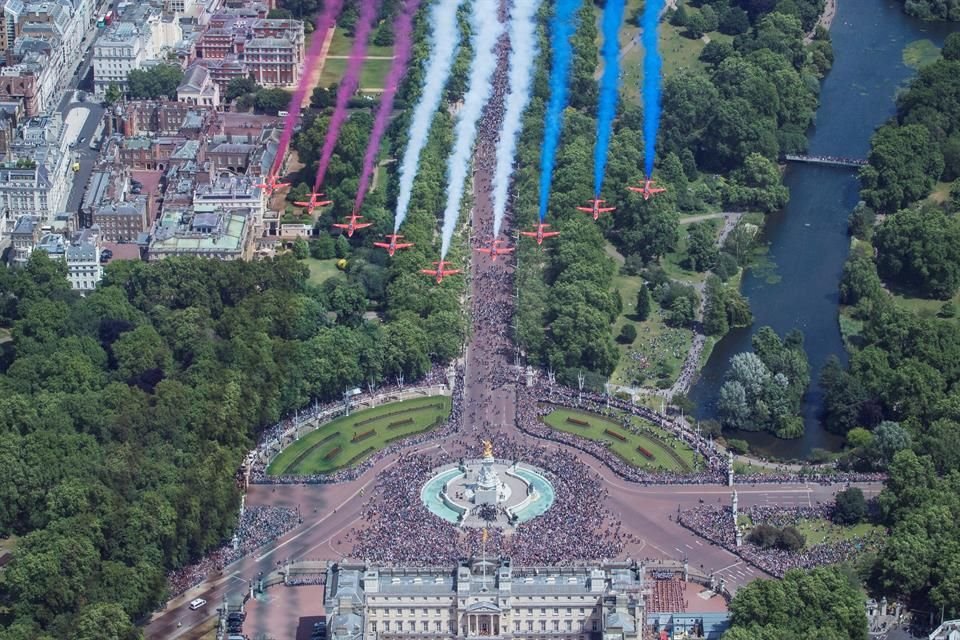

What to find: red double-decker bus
left=104, top=10, right=113, bottom=24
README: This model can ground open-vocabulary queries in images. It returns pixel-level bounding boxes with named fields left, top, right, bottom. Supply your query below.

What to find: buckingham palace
left=323, top=556, right=645, bottom=640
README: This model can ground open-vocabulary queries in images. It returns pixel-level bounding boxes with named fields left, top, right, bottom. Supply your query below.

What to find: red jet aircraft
left=255, top=174, right=290, bottom=196
left=576, top=199, right=616, bottom=221
left=520, top=222, right=560, bottom=246
left=373, top=234, right=415, bottom=257
left=332, top=213, right=373, bottom=237
left=474, top=238, right=515, bottom=261
left=627, top=178, right=667, bottom=201
left=420, top=261, right=461, bottom=284
left=293, top=192, right=333, bottom=214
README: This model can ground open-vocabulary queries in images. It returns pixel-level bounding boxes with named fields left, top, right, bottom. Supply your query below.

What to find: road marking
left=684, top=544, right=694, bottom=550
left=695, top=540, right=704, bottom=546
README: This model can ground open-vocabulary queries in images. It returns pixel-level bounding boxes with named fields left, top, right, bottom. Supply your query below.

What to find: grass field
left=0, top=536, right=17, bottom=556
left=0, top=328, right=10, bottom=344
left=303, top=258, right=344, bottom=286
left=542, top=407, right=695, bottom=471
left=267, top=396, right=452, bottom=475
left=793, top=518, right=882, bottom=548
left=606, top=243, right=694, bottom=389
left=319, top=58, right=393, bottom=90
left=327, top=29, right=395, bottom=58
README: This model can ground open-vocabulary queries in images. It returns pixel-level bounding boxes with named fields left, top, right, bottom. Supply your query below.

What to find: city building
left=92, top=22, right=147, bottom=98
left=9, top=213, right=37, bottom=264
left=147, top=205, right=256, bottom=260
left=324, top=557, right=646, bottom=640
left=194, top=15, right=303, bottom=88
left=0, top=38, right=58, bottom=114
left=193, top=173, right=263, bottom=218
left=0, top=113, right=74, bottom=221
left=1, top=0, right=24, bottom=54
left=64, top=225, right=102, bottom=290
left=92, top=198, right=148, bottom=242
left=177, top=63, right=219, bottom=107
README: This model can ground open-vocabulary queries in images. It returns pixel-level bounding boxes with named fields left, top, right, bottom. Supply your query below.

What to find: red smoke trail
left=271, top=0, right=346, bottom=177
left=313, top=0, right=383, bottom=196
left=352, top=0, right=420, bottom=215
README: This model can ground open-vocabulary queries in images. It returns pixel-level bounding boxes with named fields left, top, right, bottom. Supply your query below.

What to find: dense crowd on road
left=349, top=438, right=624, bottom=565
left=678, top=503, right=885, bottom=578
left=166, top=506, right=299, bottom=596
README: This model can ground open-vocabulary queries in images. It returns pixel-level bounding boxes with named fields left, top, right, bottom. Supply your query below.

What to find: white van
left=189, top=598, right=207, bottom=610
left=277, top=110, right=289, bottom=117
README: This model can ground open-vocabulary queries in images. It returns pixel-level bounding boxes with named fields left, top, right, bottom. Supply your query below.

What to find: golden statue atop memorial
left=482, top=439, right=494, bottom=459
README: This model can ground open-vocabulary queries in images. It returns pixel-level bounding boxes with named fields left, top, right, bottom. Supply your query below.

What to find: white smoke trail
left=393, top=0, right=465, bottom=231
left=439, top=0, right=504, bottom=257
left=492, top=0, right=541, bottom=238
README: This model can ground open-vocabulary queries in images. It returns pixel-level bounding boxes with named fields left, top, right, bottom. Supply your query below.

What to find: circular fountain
left=420, top=440, right=556, bottom=528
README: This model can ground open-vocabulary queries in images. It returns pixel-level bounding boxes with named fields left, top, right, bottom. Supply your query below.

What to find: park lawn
left=542, top=407, right=694, bottom=472
left=793, top=518, right=883, bottom=548
left=662, top=225, right=714, bottom=287
left=319, top=58, right=392, bottom=89
left=611, top=306, right=693, bottom=389
left=0, top=327, right=10, bottom=344
left=303, top=258, right=344, bottom=286
left=733, top=460, right=780, bottom=476
left=327, top=29, right=395, bottom=58
left=267, top=395, right=452, bottom=475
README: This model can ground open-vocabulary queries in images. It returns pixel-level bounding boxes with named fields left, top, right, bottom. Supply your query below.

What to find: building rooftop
left=150, top=208, right=249, bottom=253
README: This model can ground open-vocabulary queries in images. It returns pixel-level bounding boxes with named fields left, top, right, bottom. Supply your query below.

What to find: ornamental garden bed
left=352, top=429, right=376, bottom=443
left=637, top=446, right=655, bottom=460
left=323, top=446, right=342, bottom=461
left=604, top=428, right=628, bottom=442
left=566, top=417, right=591, bottom=427
left=387, top=418, right=415, bottom=429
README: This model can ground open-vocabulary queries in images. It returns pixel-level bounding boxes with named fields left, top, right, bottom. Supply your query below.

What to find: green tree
left=636, top=284, right=652, bottom=321
left=874, top=206, right=960, bottom=298
left=685, top=222, right=718, bottom=271
left=617, top=323, right=637, bottom=344
left=944, top=32, right=960, bottom=61
left=292, top=237, right=309, bottom=259
left=127, top=64, right=183, bottom=100
left=726, top=567, right=868, bottom=640
left=225, top=76, right=258, bottom=101
left=833, top=488, right=868, bottom=525
left=253, top=88, right=292, bottom=115
left=104, top=83, right=123, bottom=105
left=860, top=124, right=944, bottom=212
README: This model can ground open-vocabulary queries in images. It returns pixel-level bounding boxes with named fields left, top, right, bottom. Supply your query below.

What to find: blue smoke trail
left=642, top=0, right=664, bottom=178
left=537, top=0, right=583, bottom=221
left=594, top=0, right=625, bottom=198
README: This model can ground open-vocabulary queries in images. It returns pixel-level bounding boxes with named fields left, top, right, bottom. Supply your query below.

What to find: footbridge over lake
left=783, top=154, right=868, bottom=168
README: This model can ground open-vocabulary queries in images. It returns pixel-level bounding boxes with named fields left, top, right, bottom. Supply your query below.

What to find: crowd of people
left=349, top=438, right=625, bottom=566
left=678, top=503, right=885, bottom=578
left=167, top=506, right=299, bottom=596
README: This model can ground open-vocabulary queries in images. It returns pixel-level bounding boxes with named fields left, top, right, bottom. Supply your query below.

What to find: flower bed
left=604, top=428, right=627, bottom=442
left=566, top=417, right=591, bottom=427
left=352, top=429, right=376, bottom=442
left=637, top=446, right=655, bottom=460
left=387, top=418, right=415, bottom=429
left=323, top=446, right=342, bottom=461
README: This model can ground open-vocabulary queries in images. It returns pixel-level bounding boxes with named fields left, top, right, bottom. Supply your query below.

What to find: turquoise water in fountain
left=420, top=467, right=464, bottom=523
left=419, top=466, right=556, bottom=524
left=510, top=468, right=555, bottom=523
